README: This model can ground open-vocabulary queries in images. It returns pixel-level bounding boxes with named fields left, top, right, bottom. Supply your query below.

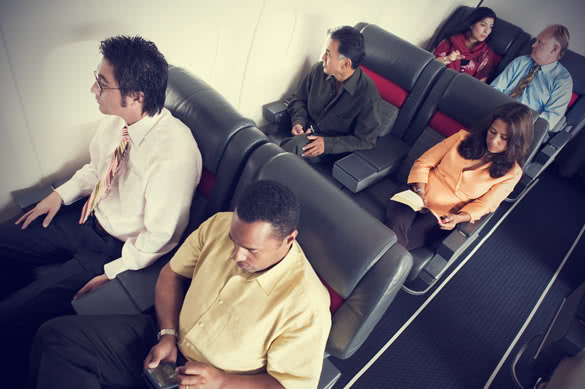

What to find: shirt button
left=218, top=299, right=223, bottom=305
left=199, top=322, right=204, bottom=327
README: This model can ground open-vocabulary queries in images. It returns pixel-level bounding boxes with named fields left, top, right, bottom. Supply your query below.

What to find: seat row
left=332, top=15, right=584, bottom=292
left=321, top=22, right=546, bottom=294
left=259, top=21, right=550, bottom=293
left=430, top=6, right=585, bottom=185
left=14, top=64, right=413, bottom=388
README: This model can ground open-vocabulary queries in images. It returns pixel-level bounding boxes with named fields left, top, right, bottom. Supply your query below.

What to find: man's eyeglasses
left=93, top=71, right=120, bottom=95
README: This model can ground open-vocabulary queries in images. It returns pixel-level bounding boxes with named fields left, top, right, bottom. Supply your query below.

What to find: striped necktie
left=509, top=64, right=541, bottom=98
left=79, top=126, right=130, bottom=224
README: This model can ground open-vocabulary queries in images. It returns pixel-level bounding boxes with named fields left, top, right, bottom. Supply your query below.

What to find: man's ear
left=343, top=57, right=353, bottom=70
left=129, top=91, right=145, bottom=104
left=551, top=41, right=561, bottom=56
left=285, top=229, right=298, bottom=245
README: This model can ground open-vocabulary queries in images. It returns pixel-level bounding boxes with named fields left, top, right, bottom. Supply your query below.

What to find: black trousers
left=30, top=314, right=157, bottom=389
left=280, top=134, right=347, bottom=171
left=0, top=201, right=123, bottom=386
left=384, top=188, right=448, bottom=251
left=280, top=134, right=321, bottom=160
left=30, top=315, right=156, bottom=389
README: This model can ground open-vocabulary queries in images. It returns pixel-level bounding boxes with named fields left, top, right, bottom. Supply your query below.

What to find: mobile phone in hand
left=143, top=361, right=179, bottom=389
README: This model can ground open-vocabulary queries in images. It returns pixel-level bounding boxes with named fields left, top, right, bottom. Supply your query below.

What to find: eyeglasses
left=93, top=70, right=120, bottom=95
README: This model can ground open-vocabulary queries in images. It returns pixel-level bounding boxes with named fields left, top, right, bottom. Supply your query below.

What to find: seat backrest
left=428, top=6, right=530, bottom=81
left=357, top=23, right=444, bottom=139
left=397, top=70, right=548, bottom=182
left=230, top=142, right=412, bottom=358
left=165, top=65, right=267, bottom=230
left=560, top=50, right=585, bottom=135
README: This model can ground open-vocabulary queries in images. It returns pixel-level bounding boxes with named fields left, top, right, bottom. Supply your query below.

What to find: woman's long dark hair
left=445, top=7, right=497, bottom=42
left=458, top=102, right=534, bottom=178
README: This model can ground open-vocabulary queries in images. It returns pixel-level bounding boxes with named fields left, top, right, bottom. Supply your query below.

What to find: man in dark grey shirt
left=281, top=26, right=382, bottom=159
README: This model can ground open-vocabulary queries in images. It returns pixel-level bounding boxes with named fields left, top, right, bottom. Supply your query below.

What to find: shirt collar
left=540, top=61, right=559, bottom=74
left=341, top=67, right=361, bottom=96
left=125, top=108, right=166, bottom=146
left=326, top=67, right=361, bottom=96
left=253, top=241, right=303, bottom=296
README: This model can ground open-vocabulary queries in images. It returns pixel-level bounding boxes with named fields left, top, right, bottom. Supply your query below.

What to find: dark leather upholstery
left=230, top=142, right=412, bottom=359
left=358, top=23, right=445, bottom=139
left=559, top=50, right=585, bottom=136
left=427, top=5, right=531, bottom=78
left=360, top=24, right=434, bottom=92
left=347, top=63, right=548, bottom=291
left=73, top=66, right=268, bottom=313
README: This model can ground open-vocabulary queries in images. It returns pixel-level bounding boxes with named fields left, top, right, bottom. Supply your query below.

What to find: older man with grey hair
left=491, top=25, right=573, bottom=131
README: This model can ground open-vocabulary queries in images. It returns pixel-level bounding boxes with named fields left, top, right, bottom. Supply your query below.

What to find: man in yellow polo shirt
left=29, top=180, right=332, bottom=389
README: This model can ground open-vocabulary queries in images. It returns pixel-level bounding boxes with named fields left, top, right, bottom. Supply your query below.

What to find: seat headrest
left=488, top=17, right=525, bottom=55
left=236, top=144, right=396, bottom=298
left=165, top=65, right=255, bottom=173
left=561, top=50, right=585, bottom=95
left=360, top=24, right=434, bottom=91
left=438, top=73, right=516, bottom=129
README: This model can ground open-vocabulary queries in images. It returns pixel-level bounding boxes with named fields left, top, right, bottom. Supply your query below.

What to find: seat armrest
left=262, top=100, right=289, bottom=125
left=332, top=135, right=409, bottom=193
left=522, top=130, right=571, bottom=184
left=325, top=244, right=412, bottom=359
left=436, top=214, right=493, bottom=259
left=506, top=173, right=534, bottom=201
left=547, top=130, right=571, bottom=150
left=72, top=278, right=141, bottom=315
left=318, top=358, right=342, bottom=389
left=435, top=229, right=468, bottom=260
left=116, top=257, right=169, bottom=312
left=72, top=256, right=168, bottom=315
left=456, top=215, right=490, bottom=237
left=354, top=135, right=409, bottom=172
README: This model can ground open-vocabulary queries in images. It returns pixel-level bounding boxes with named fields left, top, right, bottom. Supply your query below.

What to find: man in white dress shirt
left=0, top=35, right=201, bottom=385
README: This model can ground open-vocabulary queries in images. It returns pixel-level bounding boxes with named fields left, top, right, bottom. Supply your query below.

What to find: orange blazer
left=407, top=130, right=523, bottom=222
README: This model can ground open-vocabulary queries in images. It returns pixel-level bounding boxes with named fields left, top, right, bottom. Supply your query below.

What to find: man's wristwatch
left=157, top=328, right=177, bottom=341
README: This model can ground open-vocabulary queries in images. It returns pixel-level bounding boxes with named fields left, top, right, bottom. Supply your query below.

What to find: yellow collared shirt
left=170, top=212, right=332, bottom=389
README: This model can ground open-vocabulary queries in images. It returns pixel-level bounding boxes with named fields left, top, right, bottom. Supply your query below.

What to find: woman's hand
left=439, top=212, right=471, bottom=230
left=447, top=50, right=464, bottom=62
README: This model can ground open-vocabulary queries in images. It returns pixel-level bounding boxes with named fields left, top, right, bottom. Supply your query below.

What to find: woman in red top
left=434, top=7, right=501, bottom=82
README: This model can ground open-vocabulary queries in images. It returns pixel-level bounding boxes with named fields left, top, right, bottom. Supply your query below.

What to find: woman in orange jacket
left=385, top=102, right=534, bottom=250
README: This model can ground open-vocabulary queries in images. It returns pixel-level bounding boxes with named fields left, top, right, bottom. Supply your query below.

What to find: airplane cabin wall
left=3, top=0, right=581, bottom=221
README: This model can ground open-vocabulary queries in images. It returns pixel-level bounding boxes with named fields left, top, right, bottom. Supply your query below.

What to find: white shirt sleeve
left=104, top=154, right=201, bottom=279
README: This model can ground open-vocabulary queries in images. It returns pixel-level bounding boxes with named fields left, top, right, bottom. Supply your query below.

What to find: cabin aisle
left=331, top=170, right=585, bottom=389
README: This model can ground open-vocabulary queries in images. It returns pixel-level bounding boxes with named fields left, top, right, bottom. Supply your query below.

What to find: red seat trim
left=429, top=111, right=467, bottom=138
left=318, top=275, right=345, bottom=314
left=568, top=92, right=580, bottom=109
left=361, top=66, right=408, bottom=108
left=198, top=168, right=216, bottom=198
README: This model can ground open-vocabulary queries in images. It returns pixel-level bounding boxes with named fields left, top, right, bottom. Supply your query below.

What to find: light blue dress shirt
left=491, top=55, right=573, bottom=130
